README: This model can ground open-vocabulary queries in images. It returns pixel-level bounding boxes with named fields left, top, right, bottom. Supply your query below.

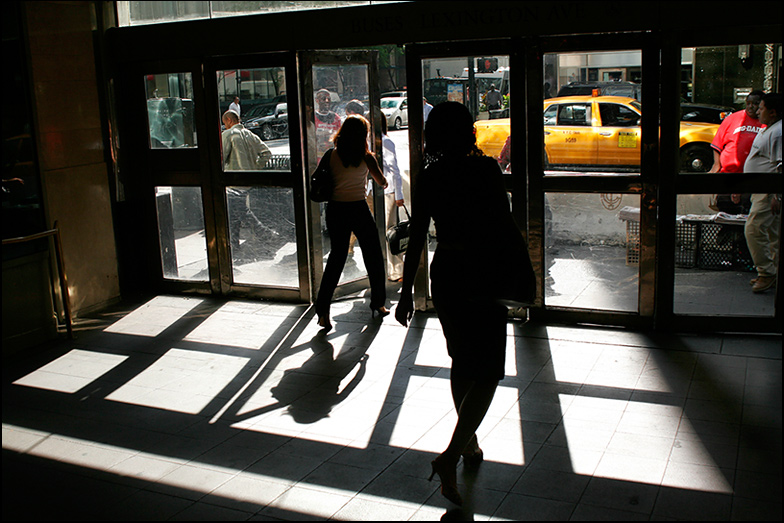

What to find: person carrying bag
left=386, top=204, right=411, bottom=256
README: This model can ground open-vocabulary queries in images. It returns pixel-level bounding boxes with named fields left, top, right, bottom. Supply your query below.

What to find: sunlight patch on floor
left=106, top=348, right=249, bottom=414
left=12, top=349, right=128, bottom=393
left=103, top=295, right=204, bottom=337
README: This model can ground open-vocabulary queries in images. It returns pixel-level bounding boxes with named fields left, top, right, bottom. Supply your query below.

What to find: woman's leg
left=353, top=202, right=387, bottom=310
left=315, top=203, right=352, bottom=318
left=444, top=376, right=498, bottom=458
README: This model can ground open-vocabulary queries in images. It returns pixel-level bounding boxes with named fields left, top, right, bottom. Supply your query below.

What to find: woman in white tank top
left=315, top=115, right=389, bottom=331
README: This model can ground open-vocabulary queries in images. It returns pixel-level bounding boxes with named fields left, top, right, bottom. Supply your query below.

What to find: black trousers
left=316, top=200, right=387, bottom=317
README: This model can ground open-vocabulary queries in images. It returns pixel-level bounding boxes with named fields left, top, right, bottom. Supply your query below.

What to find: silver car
left=381, top=97, right=408, bottom=130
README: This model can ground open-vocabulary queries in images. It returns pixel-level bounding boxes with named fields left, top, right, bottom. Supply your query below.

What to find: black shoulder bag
left=386, top=204, right=411, bottom=255
left=310, top=148, right=333, bottom=202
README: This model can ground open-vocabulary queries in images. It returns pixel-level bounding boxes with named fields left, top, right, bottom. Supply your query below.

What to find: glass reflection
left=145, top=73, right=197, bottom=149
left=155, top=186, right=208, bottom=281
left=545, top=193, right=640, bottom=312
left=227, top=187, right=298, bottom=287
left=673, top=194, right=776, bottom=316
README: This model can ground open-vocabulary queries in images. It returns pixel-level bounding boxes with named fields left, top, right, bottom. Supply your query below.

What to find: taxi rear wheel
left=680, top=144, right=713, bottom=172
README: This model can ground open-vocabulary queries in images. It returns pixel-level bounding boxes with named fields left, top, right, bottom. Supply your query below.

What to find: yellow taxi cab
left=474, top=95, right=720, bottom=172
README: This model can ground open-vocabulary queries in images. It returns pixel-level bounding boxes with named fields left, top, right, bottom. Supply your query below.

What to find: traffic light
left=476, top=57, right=498, bottom=73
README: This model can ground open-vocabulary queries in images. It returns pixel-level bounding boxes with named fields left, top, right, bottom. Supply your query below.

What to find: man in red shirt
left=314, top=89, right=342, bottom=157
left=709, top=90, right=765, bottom=173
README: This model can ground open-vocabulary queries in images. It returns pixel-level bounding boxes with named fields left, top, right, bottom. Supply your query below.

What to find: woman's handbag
left=310, top=149, right=333, bottom=202
left=480, top=220, right=537, bottom=308
left=386, top=204, right=411, bottom=255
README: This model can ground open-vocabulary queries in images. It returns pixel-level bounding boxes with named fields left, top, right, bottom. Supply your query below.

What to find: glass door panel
left=312, top=63, right=372, bottom=285
left=301, top=49, right=381, bottom=301
left=145, top=72, right=197, bottom=149
left=544, top=192, right=641, bottom=312
left=672, top=198, right=777, bottom=317
left=421, top=53, right=512, bottom=296
left=155, top=186, right=209, bottom=281
left=211, top=60, right=309, bottom=297
left=216, top=67, right=290, bottom=172
left=226, top=186, right=298, bottom=287
left=543, top=50, right=643, bottom=176
left=670, top=42, right=781, bottom=323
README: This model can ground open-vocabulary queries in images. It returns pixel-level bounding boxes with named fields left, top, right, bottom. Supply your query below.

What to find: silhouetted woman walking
left=315, top=115, right=389, bottom=331
left=396, top=102, right=514, bottom=506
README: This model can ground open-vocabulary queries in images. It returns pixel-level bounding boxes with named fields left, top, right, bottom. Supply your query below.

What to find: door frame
left=407, top=35, right=659, bottom=329
left=405, top=39, right=527, bottom=311
left=658, top=28, right=782, bottom=333
left=298, top=49, right=384, bottom=302
left=203, top=51, right=309, bottom=302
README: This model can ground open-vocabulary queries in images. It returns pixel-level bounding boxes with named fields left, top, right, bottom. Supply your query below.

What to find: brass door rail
left=3, top=221, right=73, bottom=339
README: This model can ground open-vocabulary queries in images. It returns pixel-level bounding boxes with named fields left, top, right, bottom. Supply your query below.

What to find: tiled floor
left=2, top=289, right=782, bottom=521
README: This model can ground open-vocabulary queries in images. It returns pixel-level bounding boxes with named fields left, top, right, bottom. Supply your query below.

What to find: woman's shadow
left=233, top=301, right=383, bottom=425
left=270, top=338, right=369, bottom=423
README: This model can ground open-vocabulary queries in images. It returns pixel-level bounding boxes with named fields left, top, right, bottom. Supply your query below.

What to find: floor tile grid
left=3, top=296, right=782, bottom=520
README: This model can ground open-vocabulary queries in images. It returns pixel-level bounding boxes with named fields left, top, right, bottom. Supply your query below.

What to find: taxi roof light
left=592, top=88, right=600, bottom=97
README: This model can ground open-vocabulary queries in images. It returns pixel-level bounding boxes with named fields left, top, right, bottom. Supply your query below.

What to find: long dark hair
left=333, top=115, right=370, bottom=167
left=424, top=102, right=483, bottom=159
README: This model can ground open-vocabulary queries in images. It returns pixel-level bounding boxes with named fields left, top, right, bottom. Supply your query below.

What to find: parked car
left=381, top=97, right=409, bottom=130
left=474, top=95, right=720, bottom=172
left=557, top=81, right=642, bottom=101
left=680, top=101, right=734, bottom=124
left=244, top=103, right=288, bottom=140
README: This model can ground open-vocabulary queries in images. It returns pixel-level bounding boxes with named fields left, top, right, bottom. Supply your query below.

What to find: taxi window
left=557, top=104, right=591, bottom=126
left=598, top=103, right=640, bottom=127
left=544, top=105, right=557, bottom=125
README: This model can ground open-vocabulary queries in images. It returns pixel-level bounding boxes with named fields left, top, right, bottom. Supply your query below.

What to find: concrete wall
left=547, top=193, right=715, bottom=245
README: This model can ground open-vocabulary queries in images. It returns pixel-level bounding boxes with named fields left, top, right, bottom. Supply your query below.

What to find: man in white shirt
left=381, top=117, right=406, bottom=280
left=423, top=97, right=433, bottom=122
left=743, top=93, right=781, bottom=293
left=229, top=96, right=241, bottom=117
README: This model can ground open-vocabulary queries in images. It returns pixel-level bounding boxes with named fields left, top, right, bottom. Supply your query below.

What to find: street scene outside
left=149, top=44, right=779, bottom=318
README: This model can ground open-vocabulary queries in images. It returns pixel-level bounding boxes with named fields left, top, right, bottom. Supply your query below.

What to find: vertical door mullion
left=638, top=33, right=661, bottom=319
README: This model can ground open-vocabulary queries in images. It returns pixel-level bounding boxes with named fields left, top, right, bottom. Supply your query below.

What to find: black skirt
left=429, top=248, right=508, bottom=382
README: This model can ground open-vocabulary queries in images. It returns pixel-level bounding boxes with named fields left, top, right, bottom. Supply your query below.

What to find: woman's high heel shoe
left=317, top=316, right=332, bottom=332
left=428, top=454, right=462, bottom=506
left=371, top=306, right=390, bottom=319
left=461, top=436, right=484, bottom=470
